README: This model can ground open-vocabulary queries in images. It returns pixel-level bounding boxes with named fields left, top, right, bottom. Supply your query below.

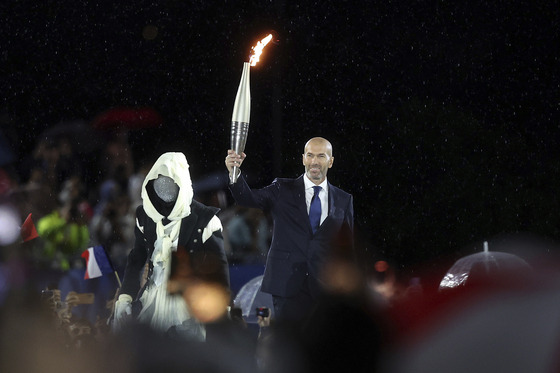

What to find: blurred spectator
left=16, top=127, right=90, bottom=222
left=128, top=160, right=151, bottom=210
left=366, top=259, right=410, bottom=309
left=221, top=205, right=270, bottom=265
left=224, top=206, right=252, bottom=258
left=98, top=131, right=134, bottom=186
left=22, top=131, right=84, bottom=195
left=299, top=254, right=385, bottom=373
left=88, top=136, right=139, bottom=270
left=89, top=164, right=135, bottom=270
left=36, top=175, right=91, bottom=272
left=15, top=164, right=58, bottom=221
left=0, top=289, right=105, bottom=373
left=89, top=192, right=135, bottom=270
left=54, top=137, right=84, bottom=186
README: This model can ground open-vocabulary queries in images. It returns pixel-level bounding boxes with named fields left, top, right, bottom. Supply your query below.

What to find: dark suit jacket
left=229, top=174, right=354, bottom=298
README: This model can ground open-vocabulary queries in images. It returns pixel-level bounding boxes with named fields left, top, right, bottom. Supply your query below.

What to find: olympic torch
left=230, top=34, right=273, bottom=182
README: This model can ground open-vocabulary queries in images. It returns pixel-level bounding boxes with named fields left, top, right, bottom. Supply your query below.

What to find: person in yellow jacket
left=37, top=178, right=90, bottom=271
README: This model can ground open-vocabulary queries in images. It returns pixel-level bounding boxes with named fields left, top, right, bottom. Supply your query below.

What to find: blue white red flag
left=81, top=246, right=114, bottom=279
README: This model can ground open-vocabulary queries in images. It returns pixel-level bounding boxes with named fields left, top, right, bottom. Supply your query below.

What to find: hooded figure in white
left=112, top=152, right=229, bottom=339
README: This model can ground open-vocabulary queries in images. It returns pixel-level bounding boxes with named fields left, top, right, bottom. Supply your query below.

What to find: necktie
left=309, top=186, right=322, bottom=234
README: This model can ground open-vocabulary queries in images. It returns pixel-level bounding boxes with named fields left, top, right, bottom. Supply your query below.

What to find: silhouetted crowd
left=3, top=125, right=560, bottom=372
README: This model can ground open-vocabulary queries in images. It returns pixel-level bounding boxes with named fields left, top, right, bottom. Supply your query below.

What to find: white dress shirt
left=304, top=176, right=328, bottom=226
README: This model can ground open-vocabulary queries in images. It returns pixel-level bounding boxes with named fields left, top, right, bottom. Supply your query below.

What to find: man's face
left=302, top=141, right=334, bottom=184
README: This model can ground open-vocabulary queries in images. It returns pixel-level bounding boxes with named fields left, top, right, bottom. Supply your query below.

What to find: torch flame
left=249, top=34, right=273, bottom=66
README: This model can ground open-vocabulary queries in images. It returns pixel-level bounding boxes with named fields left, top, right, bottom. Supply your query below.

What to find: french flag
left=82, top=246, right=114, bottom=280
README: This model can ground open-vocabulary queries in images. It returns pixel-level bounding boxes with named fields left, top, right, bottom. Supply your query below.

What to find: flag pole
left=114, top=271, right=122, bottom=288
left=99, top=245, right=122, bottom=288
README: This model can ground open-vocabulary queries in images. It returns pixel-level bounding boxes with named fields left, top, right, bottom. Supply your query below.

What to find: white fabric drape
left=136, top=152, right=204, bottom=338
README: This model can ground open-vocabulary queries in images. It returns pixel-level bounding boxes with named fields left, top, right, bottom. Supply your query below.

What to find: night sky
left=2, top=1, right=559, bottom=276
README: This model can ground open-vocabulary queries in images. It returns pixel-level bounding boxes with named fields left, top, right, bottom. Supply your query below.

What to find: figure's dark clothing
left=120, top=200, right=229, bottom=299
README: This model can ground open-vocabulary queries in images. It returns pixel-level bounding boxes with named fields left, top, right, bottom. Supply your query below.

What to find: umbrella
left=233, top=275, right=274, bottom=323
left=40, top=120, right=102, bottom=154
left=439, top=241, right=532, bottom=290
left=383, top=275, right=560, bottom=373
left=91, top=107, right=163, bottom=130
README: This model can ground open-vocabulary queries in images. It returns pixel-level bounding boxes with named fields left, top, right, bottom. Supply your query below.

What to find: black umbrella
left=439, top=241, right=532, bottom=291
left=40, top=120, right=102, bottom=154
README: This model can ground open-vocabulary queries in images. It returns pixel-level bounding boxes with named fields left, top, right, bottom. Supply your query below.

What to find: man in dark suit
left=226, top=137, right=354, bottom=321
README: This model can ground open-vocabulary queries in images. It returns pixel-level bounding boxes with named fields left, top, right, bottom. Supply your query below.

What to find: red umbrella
left=91, top=107, right=163, bottom=130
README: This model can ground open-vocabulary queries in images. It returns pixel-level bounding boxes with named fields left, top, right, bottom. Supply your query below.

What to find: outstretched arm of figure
left=119, top=207, right=149, bottom=297
left=111, top=206, right=149, bottom=332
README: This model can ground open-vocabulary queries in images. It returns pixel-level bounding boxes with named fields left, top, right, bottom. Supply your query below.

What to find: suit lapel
left=328, top=182, right=335, bottom=217
left=314, top=182, right=336, bottom=234
left=292, top=176, right=312, bottom=232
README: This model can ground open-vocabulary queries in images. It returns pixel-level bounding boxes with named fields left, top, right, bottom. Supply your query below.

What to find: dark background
left=1, top=0, right=559, bottom=277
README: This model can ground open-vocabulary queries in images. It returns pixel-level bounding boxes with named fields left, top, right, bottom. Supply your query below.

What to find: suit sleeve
left=333, top=193, right=355, bottom=261
left=345, top=194, right=355, bottom=250
left=119, top=205, right=148, bottom=298
left=228, top=174, right=279, bottom=211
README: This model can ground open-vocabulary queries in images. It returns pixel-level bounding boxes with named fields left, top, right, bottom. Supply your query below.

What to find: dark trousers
left=272, top=278, right=316, bottom=322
